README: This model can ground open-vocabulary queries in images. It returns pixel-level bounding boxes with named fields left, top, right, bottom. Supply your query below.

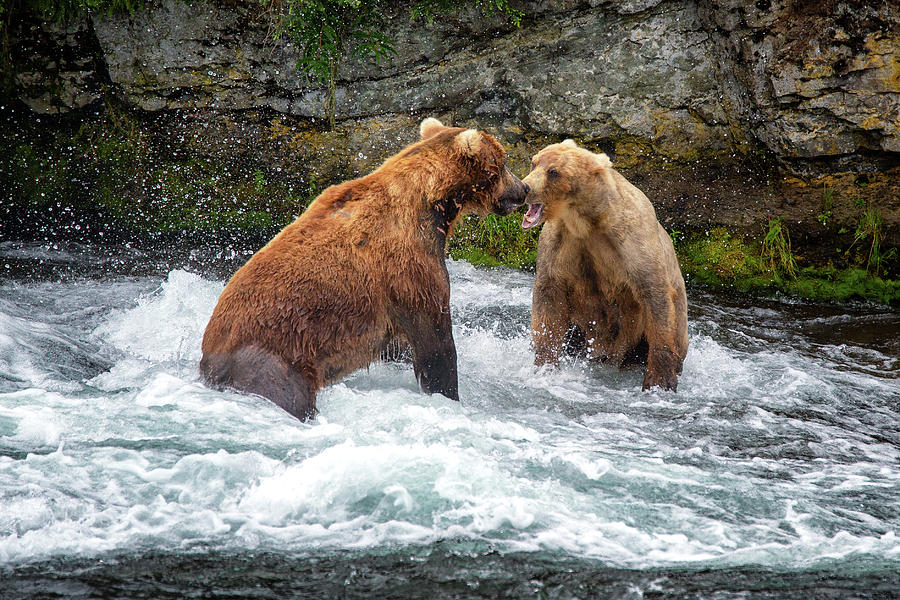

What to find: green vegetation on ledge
left=448, top=213, right=539, bottom=268
left=676, top=227, right=900, bottom=306
left=3, top=105, right=896, bottom=306
left=2, top=104, right=304, bottom=243
left=446, top=214, right=899, bottom=306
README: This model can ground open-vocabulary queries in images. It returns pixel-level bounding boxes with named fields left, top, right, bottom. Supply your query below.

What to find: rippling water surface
left=1, top=241, right=898, bottom=599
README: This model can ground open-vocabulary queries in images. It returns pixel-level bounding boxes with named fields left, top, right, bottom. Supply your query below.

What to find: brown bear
left=521, top=140, right=688, bottom=391
left=200, top=118, right=529, bottom=420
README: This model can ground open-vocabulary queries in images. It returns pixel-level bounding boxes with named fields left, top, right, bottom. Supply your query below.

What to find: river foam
left=1, top=256, right=898, bottom=576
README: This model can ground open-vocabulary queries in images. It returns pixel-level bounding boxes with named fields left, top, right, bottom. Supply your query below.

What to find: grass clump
left=848, top=204, right=896, bottom=278
left=761, top=217, right=797, bottom=280
left=448, top=213, right=539, bottom=268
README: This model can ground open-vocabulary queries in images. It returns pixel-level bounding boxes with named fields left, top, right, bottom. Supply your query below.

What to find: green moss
left=450, top=247, right=503, bottom=267
left=675, top=228, right=899, bottom=305
left=678, top=228, right=772, bottom=289
left=782, top=267, right=900, bottom=305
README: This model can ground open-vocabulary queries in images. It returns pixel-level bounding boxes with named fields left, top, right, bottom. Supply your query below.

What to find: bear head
left=414, top=117, right=529, bottom=218
left=520, top=139, right=613, bottom=230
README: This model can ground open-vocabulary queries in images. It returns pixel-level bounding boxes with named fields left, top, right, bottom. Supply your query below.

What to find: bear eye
left=546, top=167, right=560, bottom=179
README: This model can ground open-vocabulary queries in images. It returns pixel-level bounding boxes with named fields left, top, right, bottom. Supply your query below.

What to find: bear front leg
left=531, top=282, right=569, bottom=367
left=404, top=310, right=459, bottom=401
left=643, top=345, right=680, bottom=391
left=414, top=341, right=459, bottom=401
left=639, top=297, right=684, bottom=392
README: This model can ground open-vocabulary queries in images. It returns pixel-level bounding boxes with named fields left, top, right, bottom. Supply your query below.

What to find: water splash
left=0, top=248, right=897, bottom=584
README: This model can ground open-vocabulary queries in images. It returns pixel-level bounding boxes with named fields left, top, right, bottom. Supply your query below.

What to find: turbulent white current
left=1, top=244, right=898, bottom=580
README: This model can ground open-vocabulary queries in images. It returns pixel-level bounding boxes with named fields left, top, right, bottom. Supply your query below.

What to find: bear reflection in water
left=522, top=139, right=689, bottom=391
left=200, top=118, right=529, bottom=420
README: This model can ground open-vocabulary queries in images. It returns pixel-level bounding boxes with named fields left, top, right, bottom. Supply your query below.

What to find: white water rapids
left=1, top=242, right=897, bottom=582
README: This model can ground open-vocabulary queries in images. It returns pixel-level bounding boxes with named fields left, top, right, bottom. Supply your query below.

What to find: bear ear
left=561, top=139, right=579, bottom=148
left=455, top=129, right=483, bottom=156
left=592, top=151, right=612, bottom=169
left=420, top=117, right=446, bottom=140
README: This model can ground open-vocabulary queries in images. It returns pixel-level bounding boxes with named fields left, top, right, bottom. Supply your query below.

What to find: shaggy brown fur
left=200, top=118, right=529, bottom=419
left=522, top=140, right=688, bottom=391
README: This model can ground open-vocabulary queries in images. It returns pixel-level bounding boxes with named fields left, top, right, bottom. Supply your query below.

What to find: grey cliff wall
left=10, top=0, right=899, bottom=171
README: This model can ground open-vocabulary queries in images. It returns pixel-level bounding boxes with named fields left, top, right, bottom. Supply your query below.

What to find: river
left=1, top=240, right=898, bottom=599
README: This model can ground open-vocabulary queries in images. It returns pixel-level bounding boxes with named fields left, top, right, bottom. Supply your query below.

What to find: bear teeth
left=522, top=203, right=544, bottom=229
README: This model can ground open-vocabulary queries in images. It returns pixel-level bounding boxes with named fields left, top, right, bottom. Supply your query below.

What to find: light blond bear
left=521, top=139, right=688, bottom=390
left=200, top=118, right=528, bottom=419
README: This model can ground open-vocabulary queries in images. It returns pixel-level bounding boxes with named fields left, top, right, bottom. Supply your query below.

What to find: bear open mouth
left=522, top=203, right=544, bottom=229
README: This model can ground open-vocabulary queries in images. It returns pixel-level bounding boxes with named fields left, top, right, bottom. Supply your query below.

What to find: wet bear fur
left=521, top=140, right=688, bottom=391
left=200, top=118, right=529, bottom=419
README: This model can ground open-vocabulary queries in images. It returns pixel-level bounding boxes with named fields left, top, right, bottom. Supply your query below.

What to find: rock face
left=701, top=0, right=900, bottom=162
left=11, top=16, right=106, bottom=113
left=9, top=0, right=899, bottom=169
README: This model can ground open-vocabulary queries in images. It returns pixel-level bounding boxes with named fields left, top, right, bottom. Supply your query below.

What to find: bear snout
left=496, top=174, right=529, bottom=215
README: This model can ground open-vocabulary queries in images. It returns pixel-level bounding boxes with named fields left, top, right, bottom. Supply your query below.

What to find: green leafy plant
left=411, top=0, right=523, bottom=25
left=258, top=0, right=522, bottom=130
left=817, top=183, right=833, bottom=226
left=261, top=0, right=396, bottom=131
left=761, top=217, right=797, bottom=280
left=252, top=168, right=267, bottom=192
left=849, top=204, right=897, bottom=277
